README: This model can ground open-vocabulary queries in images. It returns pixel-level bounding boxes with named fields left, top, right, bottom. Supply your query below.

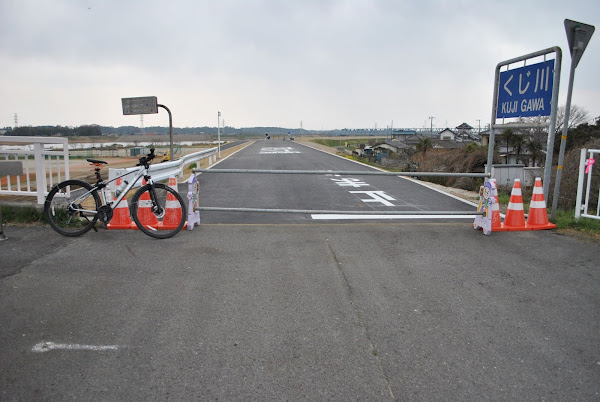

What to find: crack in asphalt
left=324, top=233, right=396, bottom=401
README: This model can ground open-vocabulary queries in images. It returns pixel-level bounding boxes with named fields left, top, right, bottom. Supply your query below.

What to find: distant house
left=438, top=128, right=457, bottom=141
left=374, top=140, right=411, bottom=154
left=432, top=139, right=464, bottom=150
left=391, top=129, right=417, bottom=140
left=455, top=122, right=473, bottom=139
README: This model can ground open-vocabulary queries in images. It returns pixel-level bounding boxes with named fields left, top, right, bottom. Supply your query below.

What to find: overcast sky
left=1, top=0, right=598, bottom=131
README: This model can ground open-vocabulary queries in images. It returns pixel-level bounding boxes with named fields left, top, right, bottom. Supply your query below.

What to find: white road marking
left=349, top=191, right=396, bottom=206
left=32, top=342, right=120, bottom=353
left=260, top=147, right=300, bottom=154
left=311, top=214, right=476, bottom=220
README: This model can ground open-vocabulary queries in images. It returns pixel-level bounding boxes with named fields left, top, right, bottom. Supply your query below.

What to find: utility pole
left=217, top=111, right=221, bottom=158
left=429, top=116, right=435, bottom=136
left=14, top=113, right=18, bottom=128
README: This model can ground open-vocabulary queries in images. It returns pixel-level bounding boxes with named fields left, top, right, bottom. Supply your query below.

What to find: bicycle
left=44, top=148, right=187, bottom=239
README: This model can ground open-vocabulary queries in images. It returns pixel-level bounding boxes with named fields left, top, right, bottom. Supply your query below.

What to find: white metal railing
left=0, top=136, right=220, bottom=204
left=0, top=136, right=70, bottom=204
left=575, top=148, right=599, bottom=220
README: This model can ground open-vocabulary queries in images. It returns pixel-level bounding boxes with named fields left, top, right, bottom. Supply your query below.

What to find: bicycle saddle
left=87, top=158, right=107, bottom=165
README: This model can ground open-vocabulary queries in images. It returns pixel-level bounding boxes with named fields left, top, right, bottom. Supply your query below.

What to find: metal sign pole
left=551, top=20, right=595, bottom=220
left=158, top=104, right=173, bottom=160
left=488, top=47, right=561, bottom=180
left=543, top=50, right=562, bottom=200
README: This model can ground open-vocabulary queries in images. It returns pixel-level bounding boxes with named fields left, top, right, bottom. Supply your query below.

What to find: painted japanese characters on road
left=330, top=176, right=397, bottom=207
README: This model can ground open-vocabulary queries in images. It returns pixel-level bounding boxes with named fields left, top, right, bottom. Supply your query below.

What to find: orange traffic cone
left=502, top=179, right=531, bottom=231
left=158, top=176, right=186, bottom=230
left=136, top=178, right=159, bottom=230
left=107, top=178, right=134, bottom=230
left=527, top=177, right=556, bottom=230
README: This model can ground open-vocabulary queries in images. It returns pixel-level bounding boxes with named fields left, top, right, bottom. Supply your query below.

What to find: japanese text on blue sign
left=497, top=59, right=554, bottom=119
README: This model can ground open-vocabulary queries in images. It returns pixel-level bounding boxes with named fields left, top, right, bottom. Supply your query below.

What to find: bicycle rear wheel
left=44, top=180, right=101, bottom=237
left=130, top=182, right=187, bottom=239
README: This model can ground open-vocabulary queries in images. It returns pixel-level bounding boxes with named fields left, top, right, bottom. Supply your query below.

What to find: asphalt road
left=1, top=139, right=599, bottom=400
left=194, top=139, right=476, bottom=224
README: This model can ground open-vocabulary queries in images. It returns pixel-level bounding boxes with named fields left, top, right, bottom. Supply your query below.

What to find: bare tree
left=517, top=104, right=590, bottom=139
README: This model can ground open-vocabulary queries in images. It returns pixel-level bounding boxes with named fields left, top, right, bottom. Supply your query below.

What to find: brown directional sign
left=121, top=96, right=158, bottom=115
left=564, top=19, right=595, bottom=68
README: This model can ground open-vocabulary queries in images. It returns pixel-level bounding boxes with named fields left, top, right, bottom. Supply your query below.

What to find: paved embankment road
left=195, top=139, right=477, bottom=224
left=1, top=223, right=599, bottom=400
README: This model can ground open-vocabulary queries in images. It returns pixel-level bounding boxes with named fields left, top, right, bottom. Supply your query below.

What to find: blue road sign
left=497, top=59, right=555, bottom=118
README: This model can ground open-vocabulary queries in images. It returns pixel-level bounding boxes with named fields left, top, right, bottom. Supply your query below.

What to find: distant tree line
left=6, top=125, right=102, bottom=137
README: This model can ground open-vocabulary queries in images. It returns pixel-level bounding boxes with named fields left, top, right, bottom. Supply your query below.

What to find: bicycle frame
left=61, top=165, right=153, bottom=215
left=101, top=167, right=152, bottom=208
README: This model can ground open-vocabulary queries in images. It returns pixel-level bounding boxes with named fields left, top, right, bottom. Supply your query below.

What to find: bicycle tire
left=44, top=179, right=101, bottom=237
left=130, top=182, right=187, bottom=239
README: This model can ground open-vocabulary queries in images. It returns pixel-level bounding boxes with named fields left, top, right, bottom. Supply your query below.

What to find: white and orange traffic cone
left=158, top=176, right=186, bottom=230
left=502, top=178, right=531, bottom=231
left=527, top=177, right=556, bottom=230
left=107, top=178, right=134, bottom=230
left=135, top=179, right=159, bottom=230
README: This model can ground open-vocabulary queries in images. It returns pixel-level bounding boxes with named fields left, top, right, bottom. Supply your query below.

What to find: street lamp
left=217, top=111, right=221, bottom=158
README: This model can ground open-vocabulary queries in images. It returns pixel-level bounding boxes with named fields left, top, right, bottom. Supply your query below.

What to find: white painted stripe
left=32, top=342, right=120, bottom=353
left=532, top=186, right=544, bottom=194
left=311, top=214, right=476, bottom=220
left=507, top=202, right=524, bottom=210
left=166, top=200, right=181, bottom=208
left=139, top=199, right=153, bottom=208
left=529, top=200, right=547, bottom=208
left=511, top=188, right=522, bottom=196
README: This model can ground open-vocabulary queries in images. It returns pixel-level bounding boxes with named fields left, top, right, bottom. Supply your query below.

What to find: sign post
left=487, top=47, right=562, bottom=200
left=551, top=19, right=595, bottom=220
left=121, top=96, right=174, bottom=160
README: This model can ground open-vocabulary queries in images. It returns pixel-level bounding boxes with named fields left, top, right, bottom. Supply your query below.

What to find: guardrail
left=108, top=147, right=218, bottom=192
left=575, top=148, right=599, bottom=221
left=0, top=136, right=70, bottom=204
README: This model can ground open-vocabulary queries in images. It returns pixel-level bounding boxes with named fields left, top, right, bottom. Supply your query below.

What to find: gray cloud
left=1, top=0, right=598, bottom=129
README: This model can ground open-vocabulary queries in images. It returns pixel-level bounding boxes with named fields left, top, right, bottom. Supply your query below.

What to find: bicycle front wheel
left=130, top=182, right=187, bottom=239
left=44, top=180, right=101, bottom=237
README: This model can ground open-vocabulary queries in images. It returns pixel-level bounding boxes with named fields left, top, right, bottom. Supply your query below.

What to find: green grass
left=1, top=204, right=46, bottom=224
left=553, top=209, right=600, bottom=230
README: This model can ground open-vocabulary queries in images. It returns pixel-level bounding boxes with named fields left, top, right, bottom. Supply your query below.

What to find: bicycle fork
left=146, top=179, right=165, bottom=218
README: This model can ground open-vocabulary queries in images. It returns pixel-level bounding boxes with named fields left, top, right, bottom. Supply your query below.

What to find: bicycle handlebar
left=136, top=148, right=156, bottom=167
